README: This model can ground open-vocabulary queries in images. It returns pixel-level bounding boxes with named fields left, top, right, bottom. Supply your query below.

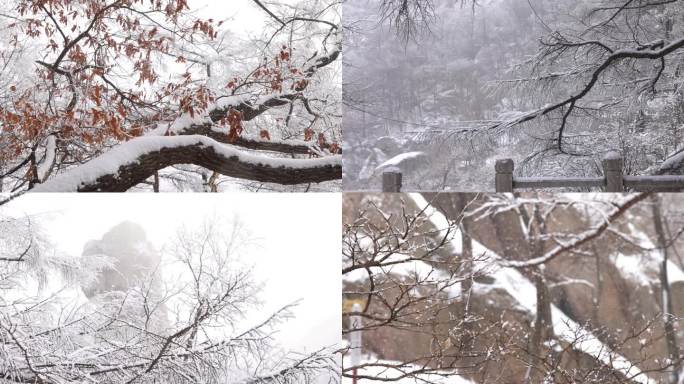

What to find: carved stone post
left=382, top=167, right=402, bottom=192
left=603, top=152, right=624, bottom=192
left=495, top=159, right=514, bottom=193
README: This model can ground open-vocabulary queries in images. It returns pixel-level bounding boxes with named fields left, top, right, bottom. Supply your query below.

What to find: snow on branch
left=30, top=90, right=342, bottom=192
left=658, top=148, right=684, bottom=175
left=487, top=37, right=684, bottom=152
left=32, top=136, right=341, bottom=192
left=242, top=347, right=340, bottom=384
left=502, top=193, right=650, bottom=268
left=374, top=151, right=426, bottom=172
left=174, top=121, right=331, bottom=155
left=29, top=43, right=343, bottom=193
left=144, top=46, right=343, bottom=156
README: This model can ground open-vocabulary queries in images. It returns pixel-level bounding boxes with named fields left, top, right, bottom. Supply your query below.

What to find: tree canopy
left=0, top=0, right=341, bottom=193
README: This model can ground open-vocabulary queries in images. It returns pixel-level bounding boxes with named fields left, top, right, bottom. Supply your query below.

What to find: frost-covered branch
left=0, top=0, right=341, bottom=192
left=502, top=193, right=650, bottom=268
left=491, top=38, right=684, bottom=152
left=1, top=215, right=337, bottom=384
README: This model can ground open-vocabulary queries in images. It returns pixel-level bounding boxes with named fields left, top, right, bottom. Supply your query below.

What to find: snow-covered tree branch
left=0, top=210, right=340, bottom=383
left=344, top=0, right=684, bottom=191
left=0, top=0, right=341, bottom=192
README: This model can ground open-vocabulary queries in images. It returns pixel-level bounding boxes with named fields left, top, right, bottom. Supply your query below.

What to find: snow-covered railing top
left=379, top=152, right=684, bottom=192
left=495, top=152, right=684, bottom=192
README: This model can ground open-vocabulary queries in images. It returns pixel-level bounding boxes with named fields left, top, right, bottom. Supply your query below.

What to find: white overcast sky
left=192, top=0, right=273, bottom=35
left=3, top=193, right=341, bottom=354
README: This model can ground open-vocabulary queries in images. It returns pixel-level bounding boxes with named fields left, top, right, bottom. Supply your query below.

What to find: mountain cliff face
left=81, top=221, right=160, bottom=298
left=343, top=193, right=684, bottom=384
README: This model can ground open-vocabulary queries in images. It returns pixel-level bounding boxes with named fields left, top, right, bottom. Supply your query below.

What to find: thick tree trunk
left=456, top=193, right=474, bottom=352
left=524, top=269, right=553, bottom=384
left=33, top=136, right=341, bottom=192
left=519, top=201, right=553, bottom=384
left=651, top=194, right=681, bottom=384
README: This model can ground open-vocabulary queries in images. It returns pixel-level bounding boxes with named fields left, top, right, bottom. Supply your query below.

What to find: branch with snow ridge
left=154, top=45, right=342, bottom=154
left=658, top=149, right=684, bottom=175
left=27, top=46, right=343, bottom=192
left=176, top=122, right=336, bottom=155
left=502, top=193, right=650, bottom=268
left=32, top=136, right=341, bottom=192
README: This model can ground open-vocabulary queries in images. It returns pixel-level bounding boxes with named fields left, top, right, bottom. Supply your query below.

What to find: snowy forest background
left=343, top=192, right=684, bottom=383
left=343, top=0, right=684, bottom=191
left=0, top=194, right=341, bottom=383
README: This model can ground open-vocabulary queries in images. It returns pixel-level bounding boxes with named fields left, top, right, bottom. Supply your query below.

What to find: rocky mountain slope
left=343, top=193, right=684, bottom=383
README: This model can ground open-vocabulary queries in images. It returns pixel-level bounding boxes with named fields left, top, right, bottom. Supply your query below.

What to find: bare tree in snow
left=491, top=0, right=683, bottom=156
left=0, top=214, right=339, bottom=384
left=343, top=192, right=684, bottom=383
left=344, top=0, right=684, bottom=190
left=342, top=193, right=508, bottom=383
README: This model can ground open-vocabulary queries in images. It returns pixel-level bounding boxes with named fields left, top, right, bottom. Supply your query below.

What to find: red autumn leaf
left=93, top=85, right=102, bottom=106
left=91, top=108, right=101, bottom=125
left=116, top=103, right=127, bottom=118
left=304, top=128, right=314, bottom=141
left=330, top=142, right=340, bottom=154
left=318, top=132, right=327, bottom=147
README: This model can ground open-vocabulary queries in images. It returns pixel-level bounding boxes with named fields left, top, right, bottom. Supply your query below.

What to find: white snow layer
left=37, top=135, right=56, bottom=181
left=32, top=135, right=341, bottom=192
left=660, top=149, right=684, bottom=173
left=375, top=152, right=426, bottom=171
left=611, top=223, right=684, bottom=286
left=146, top=94, right=282, bottom=137
left=407, top=193, right=657, bottom=384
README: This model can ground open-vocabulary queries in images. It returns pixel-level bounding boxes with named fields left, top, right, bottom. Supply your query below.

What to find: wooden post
left=603, top=152, right=624, bottom=192
left=382, top=167, right=402, bottom=192
left=495, top=159, right=514, bottom=192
